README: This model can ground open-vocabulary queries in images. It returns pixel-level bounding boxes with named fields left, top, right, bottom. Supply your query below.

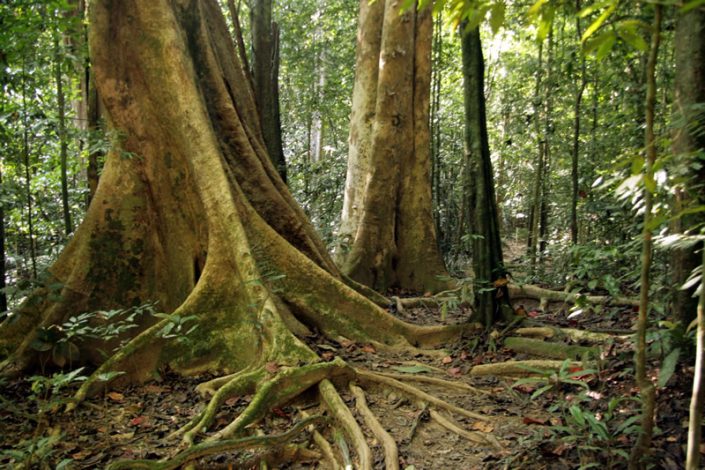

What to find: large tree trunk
left=460, top=27, right=510, bottom=327
left=0, top=0, right=459, bottom=391
left=671, top=5, right=705, bottom=327
left=339, top=1, right=447, bottom=292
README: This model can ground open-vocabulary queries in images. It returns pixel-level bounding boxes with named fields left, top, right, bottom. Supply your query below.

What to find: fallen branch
left=508, top=284, right=639, bottom=307
left=503, top=337, right=599, bottom=360
left=514, top=326, right=629, bottom=344
left=470, top=360, right=582, bottom=377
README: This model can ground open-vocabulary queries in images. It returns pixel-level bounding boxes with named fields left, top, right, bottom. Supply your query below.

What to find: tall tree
left=338, top=0, right=447, bottom=292
left=671, top=4, right=705, bottom=326
left=460, top=25, right=511, bottom=327
left=0, top=5, right=463, bottom=469
left=251, top=0, right=287, bottom=182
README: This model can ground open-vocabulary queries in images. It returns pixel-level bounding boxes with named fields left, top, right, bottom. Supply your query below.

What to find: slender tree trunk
left=0, top=162, right=5, bottom=313
left=571, top=0, right=586, bottom=246
left=310, top=20, right=326, bottom=164
left=687, top=247, right=705, bottom=470
left=671, top=4, right=705, bottom=327
left=431, top=12, right=443, bottom=243
left=54, top=34, right=73, bottom=236
left=0, top=44, right=7, bottom=312
left=21, top=61, right=37, bottom=280
left=538, top=29, right=553, bottom=258
left=251, top=0, right=286, bottom=182
left=461, top=26, right=509, bottom=327
left=528, top=42, right=544, bottom=270
left=629, top=6, right=661, bottom=468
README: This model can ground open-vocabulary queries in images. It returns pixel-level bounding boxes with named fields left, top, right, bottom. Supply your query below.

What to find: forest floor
left=0, top=296, right=693, bottom=469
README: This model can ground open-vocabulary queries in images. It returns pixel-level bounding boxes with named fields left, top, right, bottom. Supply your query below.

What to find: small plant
left=512, top=359, right=597, bottom=400
left=1, top=368, right=88, bottom=469
left=548, top=394, right=641, bottom=469
left=30, top=301, right=158, bottom=369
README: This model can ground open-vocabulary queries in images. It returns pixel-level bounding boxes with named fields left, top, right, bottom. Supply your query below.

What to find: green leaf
left=569, top=405, right=586, bottom=426
left=392, top=364, right=434, bottom=374
left=644, top=173, right=657, bottom=194
left=618, top=28, right=648, bottom=51
left=489, top=2, right=506, bottom=34
left=658, top=348, right=680, bottom=388
left=681, top=0, right=705, bottom=13
left=582, top=1, right=618, bottom=42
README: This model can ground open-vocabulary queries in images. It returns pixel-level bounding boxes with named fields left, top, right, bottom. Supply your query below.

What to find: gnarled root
left=207, top=359, right=350, bottom=442
left=372, top=370, right=491, bottom=396
left=429, top=410, right=501, bottom=449
left=106, top=414, right=326, bottom=470
left=356, top=368, right=490, bottom=422
left=350, top=382, right=399, bottom=470
left=320, top=379, right=373, bottom=470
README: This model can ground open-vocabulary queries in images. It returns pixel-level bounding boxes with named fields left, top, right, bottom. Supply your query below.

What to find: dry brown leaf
left=225, top=396, right=239, bottom=406
left=471, top=421, right=494, bottom=433
left=522, top=416, right=547, bottom=426
left=107, top=392, right=124, bottom=402
left=265, top=362, right=279, bottom=373
left=442, top=356, right=453, bottom=364
left=71, top=450, right=93, bottom=460
left=362, top=344, right=376, bottom=353
left=447, top=367, right=462, bottom=377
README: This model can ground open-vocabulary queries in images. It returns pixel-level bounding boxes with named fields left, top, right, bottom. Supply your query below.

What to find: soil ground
left=0, top=298, right=692, bottom=469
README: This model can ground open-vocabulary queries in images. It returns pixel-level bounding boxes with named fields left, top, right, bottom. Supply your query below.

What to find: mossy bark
left=0, top=0, right=456, bottom=382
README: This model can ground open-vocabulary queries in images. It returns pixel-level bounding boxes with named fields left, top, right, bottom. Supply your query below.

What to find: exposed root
left=195, top=372, right=240, bottom=396
left=106, top=415, right=326, bottom=470
left=470, top=359, right=582, bottom=377
left=350, top=383, right=399, bottom=470
left=355, top=369, right=490, bottom=422
left=302, top=409, right=342, bottom=470
left=372, top=370, right=491, bottom=396
left=236, top=443, right=321, bottom=468
left=177, top=368, right=264, bottom=444
left=407, top=402, right=428, bottom=443
left=429, top=409, right=501, bottom=449
left=208, top=359, right=350, bottom=442
left=319, top=379, right=373, bottom=470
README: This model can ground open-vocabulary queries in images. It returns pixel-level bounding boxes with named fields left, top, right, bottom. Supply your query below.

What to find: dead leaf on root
left=265, top=362, right=279, bottom=373
left=107, top=392, right=124, bottom=403
left=471, top=421, right=494, bottom=433
left=362, top=344, right=376, bottom=353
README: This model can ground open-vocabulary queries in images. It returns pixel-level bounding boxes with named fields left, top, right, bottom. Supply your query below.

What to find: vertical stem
left=21, top=59, right=37, bottom=280
left=54, top=32, right=73, bottom=236
left=629, top=5, right=661, bottom=468
left=528, top=41, right=544, bottom=271
left=571, top=0, right=586, bottom=246
left=687, top=247, right=705, bottom=470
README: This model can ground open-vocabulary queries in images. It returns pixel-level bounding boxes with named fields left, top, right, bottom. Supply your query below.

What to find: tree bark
left=460, top=26, right=509, bottom=327
left=340, top=1, right=447, bottom=292
left=0, top=0, right=458, bottom=386
left=251, top=0, right=287, bottom=182
left=671, top=4, right=705, bottom=327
